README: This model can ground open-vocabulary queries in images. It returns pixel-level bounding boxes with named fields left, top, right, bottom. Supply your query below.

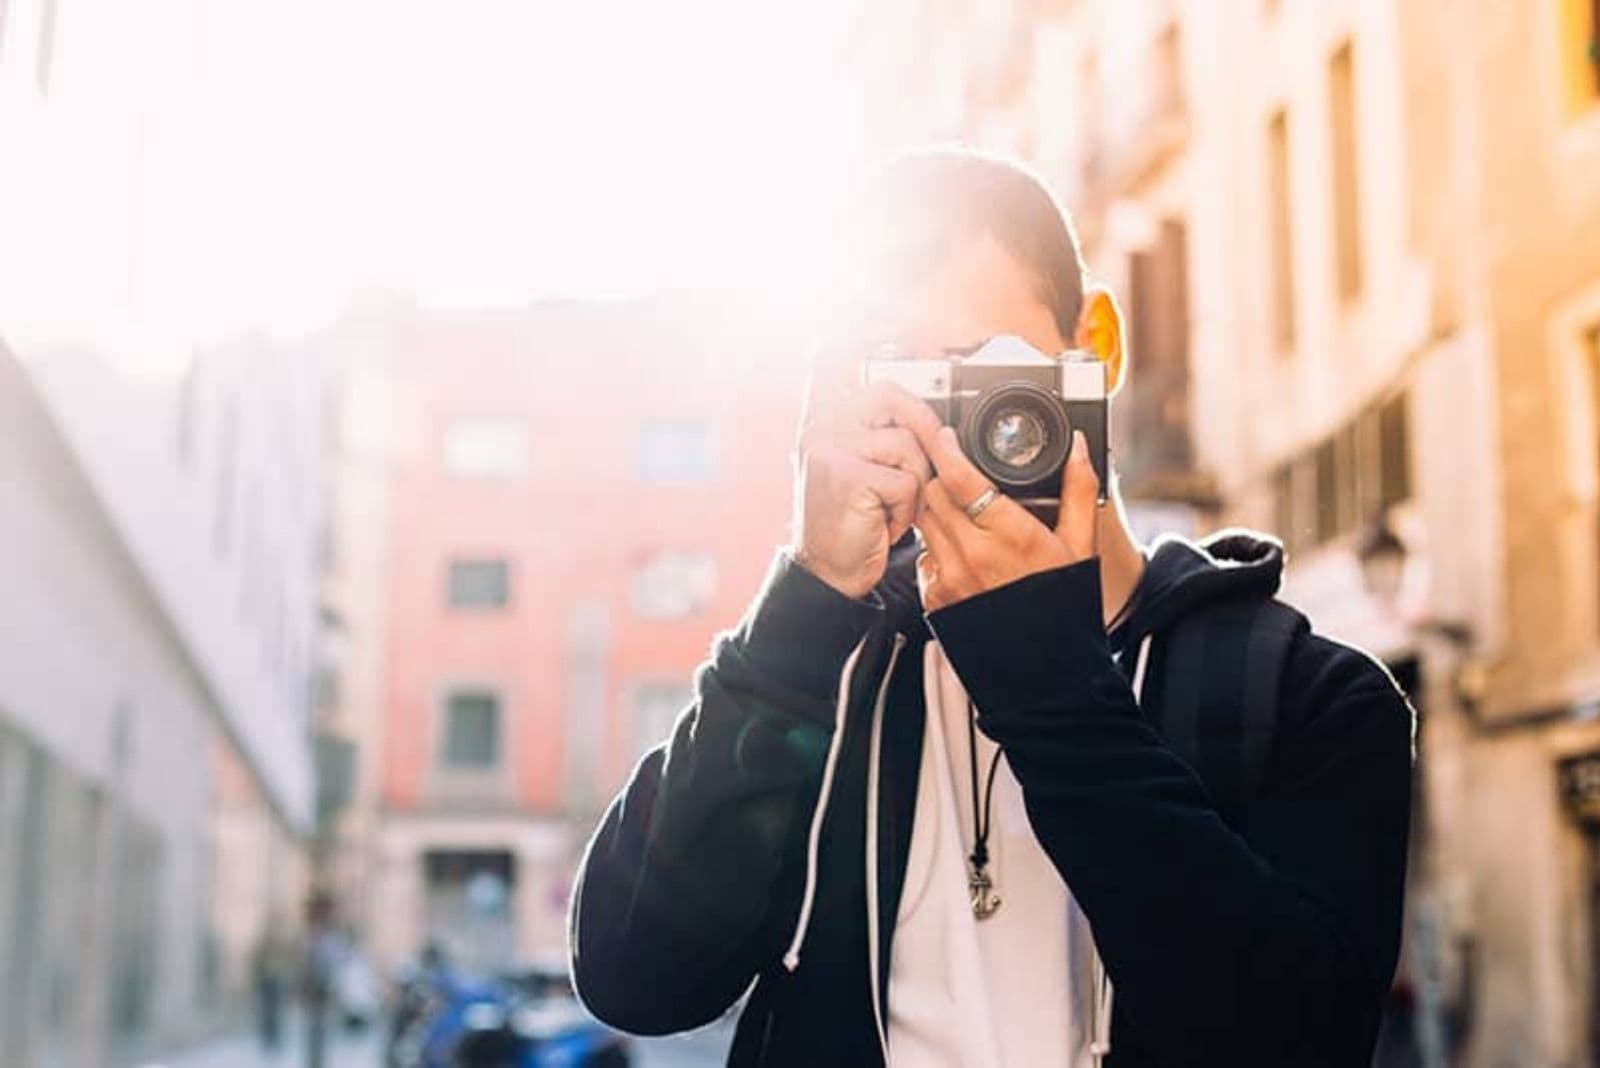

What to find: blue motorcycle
left=397, top=965, right=630, bottom=1068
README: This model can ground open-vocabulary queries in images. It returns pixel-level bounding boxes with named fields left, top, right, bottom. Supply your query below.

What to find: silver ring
left=964, top=487, right=999, bottom=521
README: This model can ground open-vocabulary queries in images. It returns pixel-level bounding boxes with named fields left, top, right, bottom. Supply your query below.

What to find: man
left=569, top=148, right=1412, bottom=1066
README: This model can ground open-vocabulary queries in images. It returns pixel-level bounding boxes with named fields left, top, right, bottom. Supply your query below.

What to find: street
left=143, top=1015, right=735, bottom=1068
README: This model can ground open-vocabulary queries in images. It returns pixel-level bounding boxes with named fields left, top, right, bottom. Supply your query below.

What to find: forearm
left=571, top=551, right=879, bottom=1033
left=930, top=562, right=1410, bottom=1059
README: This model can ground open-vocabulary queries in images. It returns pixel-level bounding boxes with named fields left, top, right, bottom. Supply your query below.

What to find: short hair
left=847, top=147, right=1088, bottom=340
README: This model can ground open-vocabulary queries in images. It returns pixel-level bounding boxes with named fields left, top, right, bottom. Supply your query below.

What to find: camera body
left=863, top=335, right=1109, bottom=510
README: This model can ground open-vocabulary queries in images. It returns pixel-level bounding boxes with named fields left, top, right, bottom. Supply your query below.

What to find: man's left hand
left=912, top=424, right=1100, bottom=612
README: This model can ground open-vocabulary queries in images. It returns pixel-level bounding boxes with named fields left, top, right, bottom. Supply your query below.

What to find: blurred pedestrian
left=251, top=915, right=296, bottom=1054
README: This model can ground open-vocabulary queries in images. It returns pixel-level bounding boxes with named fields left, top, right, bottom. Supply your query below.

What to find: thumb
left=1055, top=430, right=1101, bottom=558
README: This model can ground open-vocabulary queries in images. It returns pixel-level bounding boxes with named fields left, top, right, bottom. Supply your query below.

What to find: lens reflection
left=986, top=409, right=1046, bottom=467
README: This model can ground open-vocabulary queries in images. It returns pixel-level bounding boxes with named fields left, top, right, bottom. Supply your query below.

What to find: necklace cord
left=966, top=699, right=1003, bottom=871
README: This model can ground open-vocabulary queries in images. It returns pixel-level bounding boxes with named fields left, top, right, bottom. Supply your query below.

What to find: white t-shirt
left=886, top=641, right=1105, bottom=1068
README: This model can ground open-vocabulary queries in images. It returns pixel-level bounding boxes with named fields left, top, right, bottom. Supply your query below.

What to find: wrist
left=739, top=550, right=883, bottom=702
left=791, top=544, right=876, bottom=601
left=928, top=560, right=1110, bottom=711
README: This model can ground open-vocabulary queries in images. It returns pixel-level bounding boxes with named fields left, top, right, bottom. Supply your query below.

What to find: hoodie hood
left=1115, top=529, right=1286, bottom=648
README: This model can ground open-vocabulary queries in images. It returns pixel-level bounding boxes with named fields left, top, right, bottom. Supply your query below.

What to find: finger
left=922, top=479, right=1002, bottom=559
left=923, top=473, right=1021, bottom=534
left=915, top=482, right=969, bottom=566
left=911, top=424, right=993, bottom=508
left=858, top=379, right=944, bottom=440
left=851, top=426, right=932, bottom=485
left=851, top=458, right=922, bottom=543
left=1055, top=430, right=1101, bottom=558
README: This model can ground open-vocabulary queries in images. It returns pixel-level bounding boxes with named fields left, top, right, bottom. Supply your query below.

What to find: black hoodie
left=570, top=532, right=1413, bottom=1066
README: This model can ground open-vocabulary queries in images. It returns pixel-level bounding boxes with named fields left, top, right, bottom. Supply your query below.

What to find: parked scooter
left=387, top=953, right=628, bottom=1068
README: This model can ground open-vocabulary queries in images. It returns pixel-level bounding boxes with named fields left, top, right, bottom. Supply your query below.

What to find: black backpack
left=1142, top=594, right=1311, bottom=823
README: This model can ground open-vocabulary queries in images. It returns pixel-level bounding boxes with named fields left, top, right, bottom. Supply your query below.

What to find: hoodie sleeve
left=568, top=550, right=880, bottom=1036
left=928, top=560, right=1412, bottom=1067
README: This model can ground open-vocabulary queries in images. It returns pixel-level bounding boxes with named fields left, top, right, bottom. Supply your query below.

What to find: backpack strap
left=1148, top=597, right=1309, bottom=822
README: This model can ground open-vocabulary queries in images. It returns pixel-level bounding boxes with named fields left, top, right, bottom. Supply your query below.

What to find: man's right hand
left=791, top=376, right=941, bottom=600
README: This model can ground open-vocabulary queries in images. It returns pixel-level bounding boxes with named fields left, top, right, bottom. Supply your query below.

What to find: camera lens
left=962, top=382, right=1071, bottom=488
left=985, top=409, right=1047, bottom=468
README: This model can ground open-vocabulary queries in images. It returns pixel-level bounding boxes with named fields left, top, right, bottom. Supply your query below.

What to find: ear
left=1073, top=286, right=1126, bottom=395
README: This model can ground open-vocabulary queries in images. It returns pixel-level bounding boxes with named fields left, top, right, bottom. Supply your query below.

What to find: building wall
left=327, top=299, right=806, bottom=969
left=26, top=338, right=323, bottom=827
left=867, top=0, right=1600, bottom=1064
left=1469, top=0, right=1600, bottom=717
left=1435, top=3, right=1600, bottom=1064
left=0, top=4, right=322, bottom=1060
left=0, top=346, right=303, bottom=1064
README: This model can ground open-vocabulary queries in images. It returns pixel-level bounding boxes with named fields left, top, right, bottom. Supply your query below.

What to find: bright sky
left=0, top=0, right=874, bottom=368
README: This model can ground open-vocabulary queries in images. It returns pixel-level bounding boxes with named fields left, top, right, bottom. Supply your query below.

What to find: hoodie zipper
left=865, top=633, right=907, bottom=1063
left=784, top=627, right=1147, bottom=1062
left=782, top=637, right=870, bottom=973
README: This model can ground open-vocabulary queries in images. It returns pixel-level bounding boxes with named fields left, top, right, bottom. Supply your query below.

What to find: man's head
left=843, top=146, right=1124, bottom=392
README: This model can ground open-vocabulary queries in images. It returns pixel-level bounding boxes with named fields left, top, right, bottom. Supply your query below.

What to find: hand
left=791, top=375, right=942, bottom=599
left=912, top=424, right=1101, bottom=612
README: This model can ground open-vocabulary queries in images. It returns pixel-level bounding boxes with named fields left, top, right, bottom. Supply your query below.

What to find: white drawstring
left=865, top=634, right=907, bottom=1062
left=1090, top=632, right=1154, bottom=1066
left=784, top=638, right=869, bottom=973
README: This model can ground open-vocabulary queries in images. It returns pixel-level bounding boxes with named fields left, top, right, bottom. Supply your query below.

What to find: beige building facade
left=860, top=0, right=1600, bottom=1063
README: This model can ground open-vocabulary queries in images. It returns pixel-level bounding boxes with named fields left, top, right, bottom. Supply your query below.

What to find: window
left=1272, top=464, right=1295, bottom=548
left=1121, top=218, right=1193, bottom=494
left=442, top=692, right=501, bottom=768
left=1561, top=0, right=1600, bottom=114
left=1328, top=42, right=1363, bottom=302
left=1271, top=456, right=1310, bottom=553
left=632, top=682, right=692, bottom=758
left=448, top=559, right=510, bottom=609
left=1590, top=325, right=1600, bottom=464
left=1289, top=454, right=1317, bottom=551
left=1378, top=392, right=1412, bottom=508
left=443, top=418, right=527, bottom=477
left=1589, top=326, right=1600, bottom=637
left=1332, top=424, right=1362, bottom=536
left=1313, top=440, right=1339, bottom=544
left=1594, top=0, right=1600, bottom=96
left=631, top=550, right=717, bottom=619
left=1267, top=110, right=1296, bottom=352
left=638, top=422, right=716, bottom=483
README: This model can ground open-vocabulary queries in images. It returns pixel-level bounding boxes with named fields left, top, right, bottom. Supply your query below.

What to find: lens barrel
left=961, top=382, right=1072, bottom=488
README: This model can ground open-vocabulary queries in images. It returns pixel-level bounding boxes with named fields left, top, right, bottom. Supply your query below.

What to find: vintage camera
left=863, top=335, right=1109, bottom=510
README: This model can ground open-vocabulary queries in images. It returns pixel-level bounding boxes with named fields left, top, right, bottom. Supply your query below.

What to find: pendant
left=968, top=862, right=1001, bottom=920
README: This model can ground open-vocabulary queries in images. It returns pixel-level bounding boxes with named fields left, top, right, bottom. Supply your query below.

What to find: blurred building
left=877, top=0, right=1600, bottom=1064
left=0, top=2, right=321, bottom=1064
left=0, top=337, right=324, bottom=1066
left=319, top=297, right=806, bottom=973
